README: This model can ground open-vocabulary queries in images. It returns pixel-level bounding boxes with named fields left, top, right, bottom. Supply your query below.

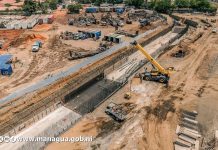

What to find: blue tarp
left=86, top=7, right=98, bottom=13
left=115, top=8, right=125, bottom=14
left=0, top=54, right=13, bottom=75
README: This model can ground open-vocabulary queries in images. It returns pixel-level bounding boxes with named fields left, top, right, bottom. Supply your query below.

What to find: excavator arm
left=131, top=41, right=170, bottom=77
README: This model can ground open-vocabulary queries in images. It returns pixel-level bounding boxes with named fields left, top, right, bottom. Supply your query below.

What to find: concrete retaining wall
left=0, top=107, right=81, bottom=150
left=170, top=14, right=198, bottom=27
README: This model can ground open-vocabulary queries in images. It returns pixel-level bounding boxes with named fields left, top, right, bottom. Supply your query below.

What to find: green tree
left=148, top=0, right=157, bottom=9
left=190, top=0, right=197, bottom=9
left=23, top=0, right=37, bottom=15
left=67, top=4, right=83, bottom=13
left=4, top=3, right=12, bottom=7
left=49, top=0, right=58, bottom=10
left=94, top=0, right=105, bottom=6
left=196, top=0, right=210, bottom=11
left=125, top=0, right=144, bottom=8
left=174, top=0, right=190, bottom=8
left=154, top=0, right=171, bottom=13
left=38, top=2, right=49, bottom=13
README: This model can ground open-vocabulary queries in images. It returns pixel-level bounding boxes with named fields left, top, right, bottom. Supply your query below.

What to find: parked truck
left=32, top=41, right=42, bottom=52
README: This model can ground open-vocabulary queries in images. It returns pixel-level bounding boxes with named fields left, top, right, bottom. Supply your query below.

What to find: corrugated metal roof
left=0, top=54, right=12, bottom=69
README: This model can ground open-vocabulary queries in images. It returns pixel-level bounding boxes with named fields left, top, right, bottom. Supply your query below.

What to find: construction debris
left=100, top=12, right=124, bottom=27
left=96, top=119, right=123, bottom=138
left=68, top=51, right=97, bottom=60
left=60, top=31, right=87, bottom=40
left=139, top=19, right=150, bottom=27
left=115, top=30, right=138, bottom=37
left=68, top=13, right=99, bottom=26
left=145, top=99, right=175, bottom=120
left=171, top=49, right=187, bottom=58
left=60, top=30, right=101, bottom=40
left=68, top=41, right=111, bottom=60
left=105, top=102, right=126, bottom=122
left=174, top=110, right=201, bottom=150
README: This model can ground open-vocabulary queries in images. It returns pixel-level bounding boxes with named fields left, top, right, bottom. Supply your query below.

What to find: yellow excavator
left=131, top=41, right=173, bottom=85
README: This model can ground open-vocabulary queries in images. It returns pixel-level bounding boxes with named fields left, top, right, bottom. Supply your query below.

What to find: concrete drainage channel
left=0, top=24, right=190, bottom=150
left=64, top=74, right=124, bottom=115
left=63, top=26, right=190, bottom=116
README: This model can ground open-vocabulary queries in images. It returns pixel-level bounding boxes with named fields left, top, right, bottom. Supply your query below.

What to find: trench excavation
left=0, top=15, right=197, bottom=137
left=65, top=74, right=123, bottom=115
left=0, top=21, right=195, bottom=150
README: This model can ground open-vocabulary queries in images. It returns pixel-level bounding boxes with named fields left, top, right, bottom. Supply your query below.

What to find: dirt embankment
left=0, top=29, right=24, bottom=51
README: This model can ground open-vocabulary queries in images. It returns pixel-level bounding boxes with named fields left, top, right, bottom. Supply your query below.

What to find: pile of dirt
left=171, top=49, right=189, bottom=58
left=47, top=35, right=62, bottom=49
left=96, top=120, right=124, bottom=138
left=145, top=99, right=176, bottom=121
left=33, top=24, right=52, bottom=31
left=10, top=34, right=46, bottom=47
left=53, top=9, right=68, bottom=25
left=117, top=102, right=137, bottom=114
left=0, top=29, right=23, bottom=50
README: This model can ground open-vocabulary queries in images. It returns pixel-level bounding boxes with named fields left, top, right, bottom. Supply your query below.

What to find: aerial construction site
left=0, top=0, right=218, bottom=150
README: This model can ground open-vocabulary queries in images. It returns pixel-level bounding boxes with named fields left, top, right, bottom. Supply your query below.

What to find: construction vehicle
left=212, top=28, right=217, bottom=33
left=32, top=41, right=42, bottom=52
left=139, top=19, right=150, bottom=27
left=105, top=102, right=125, bottom=122
left=131, top=41, right=172, bottom=84
left=124, top=92, right=131, bottom=99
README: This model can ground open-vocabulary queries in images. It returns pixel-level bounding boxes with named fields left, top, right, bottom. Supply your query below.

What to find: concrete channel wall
left=0, top=106, right=82, bottom=150
left=170, top=14, right=199, bottom=27
left=0, top=23, right=175, bottom=136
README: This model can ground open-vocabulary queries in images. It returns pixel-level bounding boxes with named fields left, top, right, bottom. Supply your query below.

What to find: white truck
left=32, top=41, right=42, bottom=52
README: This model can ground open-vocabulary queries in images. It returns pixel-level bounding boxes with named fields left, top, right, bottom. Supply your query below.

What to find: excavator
left=131, top=41, right=173, bottom=85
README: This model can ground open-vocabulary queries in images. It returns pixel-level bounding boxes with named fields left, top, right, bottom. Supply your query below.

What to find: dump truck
left=32, top=41, right=42, bottom=52
left=105, top=102, right=125, bottom=122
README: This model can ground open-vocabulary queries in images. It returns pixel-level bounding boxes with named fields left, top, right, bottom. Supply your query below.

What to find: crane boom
left=131, top=41, right=170, bottom=76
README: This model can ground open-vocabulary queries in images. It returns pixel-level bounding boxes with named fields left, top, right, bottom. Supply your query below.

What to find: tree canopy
left=147, top=0, right=217, bottom=13
left=67, top=4, right=83, bottom=13
left=125, top=0, right=144, bottom=8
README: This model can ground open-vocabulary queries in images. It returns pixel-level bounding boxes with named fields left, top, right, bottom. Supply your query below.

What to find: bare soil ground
left=46, top=15, right=218, bottom=150
left=0, top=10, right=163, bottom=99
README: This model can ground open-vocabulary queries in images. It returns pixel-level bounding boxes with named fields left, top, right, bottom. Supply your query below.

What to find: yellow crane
left=131, top=41, right=172, bottom=84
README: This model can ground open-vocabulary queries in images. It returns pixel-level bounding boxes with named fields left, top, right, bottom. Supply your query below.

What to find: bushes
left=49, top=0, right=58, bottom=10
left=67, top=4, right=83, bottom=14
left=148, top=0, right=217, bottom=13
left=154, top=0, right=172, bottom=13
left=125, top=0, right=144, bottom=8
left=4, top=3, right=12, bottom=7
